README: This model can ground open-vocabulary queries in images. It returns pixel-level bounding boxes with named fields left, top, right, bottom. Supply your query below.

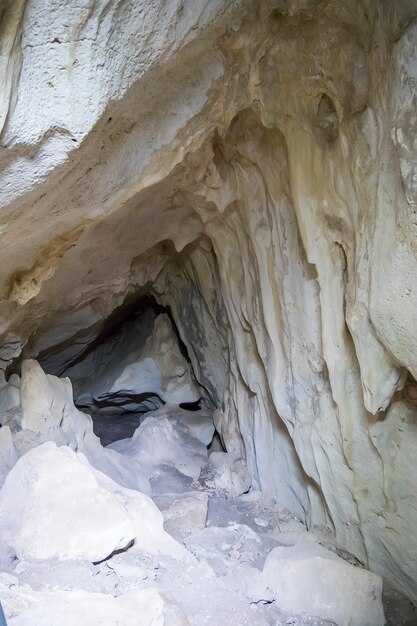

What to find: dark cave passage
left=60, top=295, right=208, bottom=444
left=7, top=293, right=211, bottom=446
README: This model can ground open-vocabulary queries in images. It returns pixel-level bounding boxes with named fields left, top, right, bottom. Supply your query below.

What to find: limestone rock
left=0, top=0, right=417, bottom=605
left=206, top=451, right=251, bottom=496
left=257, top=543, right=385, bottom=626
left=0, top=442, right=135, bottom=562
left=0, top=425, right=17, bottom=485
left=19, top=359, right=151, bottom=494
left=0, top=379, right=21, bottom=431
left=154, top=492, right=208, bottom=541
left=4, top=588, right=165, bottom=626
left=109, top=412, right=209, bottom=494
left=184, top=523, right=277, bottom=575
left=166, top=406, right=215, bottom=446
left=15, top=359, right=214, bottom=501
left=0, top=441, right=188, bottom=562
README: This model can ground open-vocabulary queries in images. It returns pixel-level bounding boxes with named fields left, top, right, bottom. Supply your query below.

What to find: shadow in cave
left=78, top=391, right=167, bottom=447
left=88, top=411, right=147, bottom=447
left=35, top=293, right=210, bottom=447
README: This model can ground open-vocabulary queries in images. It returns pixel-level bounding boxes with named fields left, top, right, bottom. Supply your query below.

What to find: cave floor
left=0, top=407, right=415, bottom=625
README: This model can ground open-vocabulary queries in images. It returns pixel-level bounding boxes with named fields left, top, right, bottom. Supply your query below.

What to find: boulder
left=154, top=491, right=208, bottom=541
left=0, top=442, right=135, bottom=561
left=0, top=441, right=188, bottom=562
left=206, top=451, right=251, bottom=496
left=110, top=413, right=209, bottom=486
left=256, top=542, right=385, bottom=626
left=5, top=588, right=164, bottom=626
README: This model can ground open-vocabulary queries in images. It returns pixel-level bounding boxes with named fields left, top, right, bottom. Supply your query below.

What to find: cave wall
left=1, top=0, right=417, bottom=601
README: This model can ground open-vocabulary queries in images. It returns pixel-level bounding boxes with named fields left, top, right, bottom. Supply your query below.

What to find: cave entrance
left=38, top=294, right=208, bottom=446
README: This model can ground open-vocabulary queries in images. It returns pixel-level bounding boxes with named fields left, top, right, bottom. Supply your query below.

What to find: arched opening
left=18, top=293, right=211, bottom=446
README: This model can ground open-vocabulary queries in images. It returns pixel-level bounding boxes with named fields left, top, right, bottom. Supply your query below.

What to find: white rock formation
left=164, top=406, right=215, bottom=446
left=17, top=359, right=152, bottom=493
left=0, top=442, right=135, bottom=562
left=0, top=0, right=416, bottom=606
left=154, top=492, right=209, bottom=542
left=109, top=411, right=209, bottom=493
left=0, top=425, right=17, bottom=485
left=0, top=441, right=187, bottom=562
left=207, top=451, right=251, bottom=496
left=1, top=357, right=218, bottom=501
left=254, top=542, right=385, bottom=626
left=5, top=588, right=165, bottom=626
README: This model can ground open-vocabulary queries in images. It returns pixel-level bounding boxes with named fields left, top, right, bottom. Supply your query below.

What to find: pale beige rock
left=0, top=425, right=17, bottom=485
left=0, top=441, right=189, bottom=562
left=0, top=381, right=20, bottom=430
left=256, top=543, right=385, bottom=626
left=0, top=442, right=136, bottom=562
left=3, top=588, right=165, bottom=626
left=154, top=492, right=208, bottom=542
left=0, top=0, right=416, bottom=604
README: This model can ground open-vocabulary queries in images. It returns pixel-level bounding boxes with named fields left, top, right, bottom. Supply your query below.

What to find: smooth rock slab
left=258, top=542, right=385, bottom=626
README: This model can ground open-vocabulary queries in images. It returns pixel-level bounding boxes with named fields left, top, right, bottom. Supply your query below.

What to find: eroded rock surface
left=0, top=361, right=389, bottom=625
left=0, top=0, right=416, bottom=610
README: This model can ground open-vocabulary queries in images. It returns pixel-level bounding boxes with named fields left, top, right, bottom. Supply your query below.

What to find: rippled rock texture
left=1, top=0, right=417, bottom=603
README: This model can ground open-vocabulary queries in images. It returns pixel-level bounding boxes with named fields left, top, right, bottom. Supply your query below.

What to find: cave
left=34, top=293, right=209, bottom=446
left=0, top=1, right=417, bottom=624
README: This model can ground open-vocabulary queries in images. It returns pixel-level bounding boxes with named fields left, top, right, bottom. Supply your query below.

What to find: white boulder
left=21, top=359, right=89, bottom=442
left=0, top=442, right=135, bottom=562
left=256, top=542, right=385, bottom=626
left=207, top=451, right=251, bottom=496
left=168, top=406, right=215, bottom=445
left=110, top=413, right=209, bottom=484
left=0, top=441, right=189, bottom=562
left=5, top=588, right=164, bottom=626
left=154, top=491, right=208, bottom=541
